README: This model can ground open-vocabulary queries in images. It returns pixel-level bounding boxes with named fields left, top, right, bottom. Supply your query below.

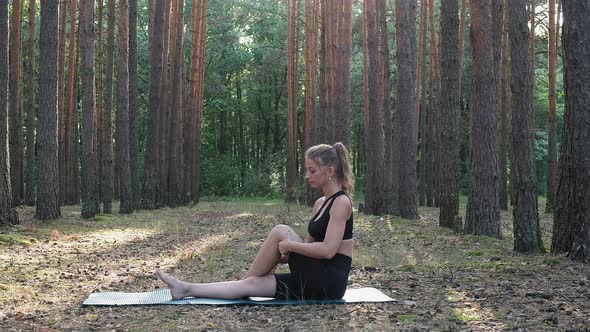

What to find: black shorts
left=274, top=253, right=352, bottom=300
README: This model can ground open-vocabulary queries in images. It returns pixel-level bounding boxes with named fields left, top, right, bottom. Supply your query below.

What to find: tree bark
left=545, top=0, right=557, bottom=213
left=117, top=0, right=132, bottom=214
left=465, top=0, right=501, bottom=238
left=64, top=0, right=78, bottom=205
left=0, top=1, right=19, bottom=225
left=129, top=0, right=140, bottom=210
left=80, top=0, right=99, bottom=218
left=102, top=0, right=115, bottom=213
left=286, top=0, right=299, bottom=203
left=438, top=0, right=461, bottom=230
left=508, top=0, right=544, bottom=253
left=36, top=0, right=61, bottom=220
left=143, top=0, right=165, bottom=209
left=499, top=0, right=510, bottom=211
left=363, top=0, right=385, bottom=215
left=302, top=0, right=318, bottom=206
left=25, top=0, right=36, bottom=206
left=9, top=0, right=24, bottom=205
left=378, top=0, right=393, bottom=213
left=57, top=0, right=67, bottom=204
left=396, top=0, right=419, bottom=219
left=552, top=0, right=590, bottom=262
left=417, top=0, right=427, bottom=207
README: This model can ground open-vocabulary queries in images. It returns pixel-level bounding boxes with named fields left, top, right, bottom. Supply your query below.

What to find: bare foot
left=156, top=270, right=189, bottom=300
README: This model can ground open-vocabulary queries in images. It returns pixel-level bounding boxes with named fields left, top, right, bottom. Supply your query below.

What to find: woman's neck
left=322, top=183, right=343, bottom=198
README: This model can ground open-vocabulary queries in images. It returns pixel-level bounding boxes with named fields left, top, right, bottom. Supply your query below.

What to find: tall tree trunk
left=318, top=0, right=328, bottom=144
left=508, top=0, right=544, bottom=253
left=363, top=0, right=385, bottom=215
left=396, top=0, right=419, bottom=219
left=36, top=0, right=61, bottom=220
left=416, top=0, right=427, bottom=207
left=117, top=0, right=132, bottom=214
left=158, top=0, right=172, bottom=206
left=9, top=0, right=24, bottom=205
left=167, top=0, right=184, bottom=207
left=336, top=0, right=352, bottom=146
left=551, top=0, right=590, bottom=262
left=529, top=0, right=535, bottom=122
left=96, top=0, right=103, bottom=205
left=143, top=0, right=165, bottom=209
left=438, top=0, right=461, bottom=230
left=427, top=0, right=440, bottom=208
left=286, top=0, right=299, bottom=203
left=302, top=0, right=318, bottom=206
left=129, top=0, right=140, bottom=210
left=545, top=0, right=557, bottom=213
left=499, top=0, right=510, bottom=211
left=465, top=0, right=501, bottom=238
left=0, top=1, right=18, bottom=225
left=24, top=0, right=36, bottom=206
left=458, top=0, right=467, bottom=90
left=102, top=0, right=115, bottom=213
left=426, top=0, right=440, bottom=206
left=378, top=0, right=393, bottom=213
left=188, top=0, right=207, bottom=203
left=64, top=0, right=78, bottom=205
left=57, top=0, right=67, bottom=205
left=80, top=0, right=98, bottom=218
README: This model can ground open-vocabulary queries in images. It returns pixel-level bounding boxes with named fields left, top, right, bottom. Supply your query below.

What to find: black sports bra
left=308, top=191, right=353, bottom=242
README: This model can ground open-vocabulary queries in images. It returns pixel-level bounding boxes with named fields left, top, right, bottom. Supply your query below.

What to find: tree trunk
left=427, top=0, right=440, bottom=208
left=499, top=0, right=510, bottom=211
left=508, top=0, right=544, bottom=253
left=363, top=0, right=385, bottom=215
left=396, top=0, right=419, bottom=220
left=378, top=0, right=393, bottom=214
left=24, top=0, right=36, bottom=206
left=9, top=0, right=24, bottom=205
left=336, top=0, right=352, bottom=147
left=143, top=0, right=165, bottom=209
left=302, top=0, right=318, bottom=206
left=96, top=0, right=104, bottom=206
left=552, top=0, right=590, bottom=262
left=129, top=0, right=140, bottom=210
left=57, top=0, right=67, bottom=205
left=0, top=1, right=19, bottom=225
left=438, top=0, right=461, bottom=230
left=117, top=0, right=132, bottom=214
left=158, top=0, right=172, bottom=206
left=80, top=0, right=99, bottom=218
left=529, top=0, right=535, bottom=123
left=166, top=0, right=184, bottom=207
left=64, top=0, right=78, bottom=205
left=416, top=0, right=427, bottom=207
left=189, top=0, right=207, bottom=203
left=36, top=0, right=61, bottom=220
left=286, top=0, right=299, bottom=203
left=465, top=0, right=501, bottom=238
left=102, top=0, right=115, bottom=213
left=545, top=0, right=557, bottom=213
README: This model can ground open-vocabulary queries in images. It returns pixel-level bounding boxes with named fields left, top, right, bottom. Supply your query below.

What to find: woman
left=157, top=142, right=354, bottom=300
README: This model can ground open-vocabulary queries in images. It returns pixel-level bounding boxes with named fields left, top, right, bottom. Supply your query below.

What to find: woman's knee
left=270, top=224, right=292, bottom=238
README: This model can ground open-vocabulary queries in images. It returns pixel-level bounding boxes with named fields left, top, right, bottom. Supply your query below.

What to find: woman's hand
left=278, top=240, right=291, bottom=263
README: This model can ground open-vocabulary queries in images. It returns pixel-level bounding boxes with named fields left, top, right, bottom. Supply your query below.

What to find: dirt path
left=1, top=201, right=589, bottom=331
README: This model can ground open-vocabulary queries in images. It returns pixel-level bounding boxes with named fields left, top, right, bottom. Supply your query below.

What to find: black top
left=308, top=191, right=353, bottom=242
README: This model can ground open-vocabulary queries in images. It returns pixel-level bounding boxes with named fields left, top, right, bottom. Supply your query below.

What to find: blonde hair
left=305, top=142, right=355, bottom=196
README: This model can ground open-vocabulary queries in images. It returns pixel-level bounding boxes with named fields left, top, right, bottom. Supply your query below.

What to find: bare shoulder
left=332, top=195, right=353, bottom=214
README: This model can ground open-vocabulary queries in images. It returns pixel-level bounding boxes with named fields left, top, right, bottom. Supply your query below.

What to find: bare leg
left=243, top=224, right=303, bottom=278
left=156, top=270, right=276, bottom=299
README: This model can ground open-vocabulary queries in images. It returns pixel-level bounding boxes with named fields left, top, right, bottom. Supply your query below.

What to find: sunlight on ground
left=175, top=234, right=231, bottom=264
left=225, top=212, right=254, bottom=220
left=84, top=229, right=157, bottom=244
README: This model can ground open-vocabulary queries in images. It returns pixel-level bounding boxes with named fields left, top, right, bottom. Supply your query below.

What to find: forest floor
left=1, top=198, right=589, bottom=331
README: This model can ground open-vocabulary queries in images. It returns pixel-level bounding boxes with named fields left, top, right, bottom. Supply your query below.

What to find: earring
left=328, top=176, right=332, bottom=181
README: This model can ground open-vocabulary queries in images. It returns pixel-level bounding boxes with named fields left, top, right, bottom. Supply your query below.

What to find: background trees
left=1, top=0, right=588, bottom=263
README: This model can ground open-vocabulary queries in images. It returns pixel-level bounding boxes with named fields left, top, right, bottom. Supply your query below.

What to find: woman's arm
left=280, top=196, right=351, bottom=259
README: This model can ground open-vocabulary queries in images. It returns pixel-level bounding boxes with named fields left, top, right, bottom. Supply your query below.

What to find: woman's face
left=304, top=158, right=331, bottom=188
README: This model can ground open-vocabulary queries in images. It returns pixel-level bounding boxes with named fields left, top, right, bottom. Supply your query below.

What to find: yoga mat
left=83, top=287, right=396, bottom=306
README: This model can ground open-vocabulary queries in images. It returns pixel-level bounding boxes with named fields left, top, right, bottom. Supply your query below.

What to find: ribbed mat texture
left=83, top=287, right=395, bottom=306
